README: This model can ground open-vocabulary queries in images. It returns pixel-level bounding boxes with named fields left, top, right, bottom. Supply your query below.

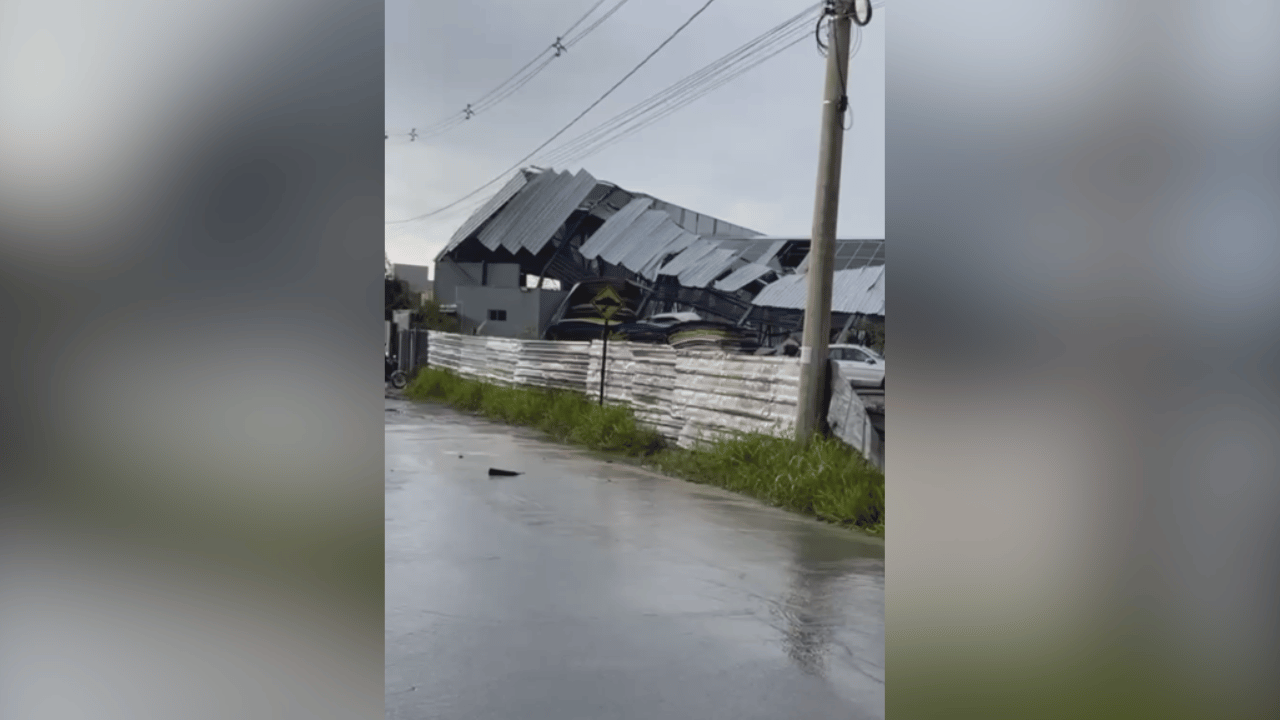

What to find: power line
left=537, top=4, right=826, bottom=168
left=387, top=0, right=722, bottom=224
left=542, top=2, right=883, bottom=168
left=541, top=5, right=819, bottom=161
left=547, top=29, right=818, bottom=167
left=564, top=0, right=630, bottom=45
left=561, top=0, right=612, bottom=40
left=387, top=0, right=632, bottom=142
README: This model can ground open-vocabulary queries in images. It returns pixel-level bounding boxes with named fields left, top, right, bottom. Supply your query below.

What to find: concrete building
left=392, top=263, right=433, bottom=300
left=435, top=258, right=568, bottom=338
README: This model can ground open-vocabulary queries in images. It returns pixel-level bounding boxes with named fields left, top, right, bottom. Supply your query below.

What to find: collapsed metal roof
left=715, top=263, right=775, bottom=292
left=752, top=265, right=885, bottom=315
left=438, top=171, right=531, bottom=260
left=433, top=167, right=886, bottom=331
left=440, top=167, right=763, bottom=271
left=578, top=197, right=652, bottom=260
left=476, top=169, right=598, bottom=255
left=678, top=247, right=740, bottom=288
left=794, top=238, right=886, bottom=273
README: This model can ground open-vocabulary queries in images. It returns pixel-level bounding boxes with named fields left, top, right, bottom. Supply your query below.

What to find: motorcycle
left=385, top=354, right=408, bottom=390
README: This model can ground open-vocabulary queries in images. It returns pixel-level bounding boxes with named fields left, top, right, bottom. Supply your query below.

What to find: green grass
left=651, top=434, right=884, bottom=535
left=405, top=367, right=884, bottom=535
left=407, top=368, right=665, bottom=456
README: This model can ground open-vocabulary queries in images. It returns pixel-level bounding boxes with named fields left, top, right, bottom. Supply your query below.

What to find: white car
left=829, top=344, right=885, bottom=388
left=644, top=311, right=702, bottom=328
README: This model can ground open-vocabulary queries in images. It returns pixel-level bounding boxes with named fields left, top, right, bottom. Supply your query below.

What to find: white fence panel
left=426, top=331, right=464, bottom=373
left=586, top=341, right=680, bottom=439
left=424, top=332, right=880, bottom=465
left=514, top=340, right=593, bottom=392
left=672, top=352, right=800, bottom=448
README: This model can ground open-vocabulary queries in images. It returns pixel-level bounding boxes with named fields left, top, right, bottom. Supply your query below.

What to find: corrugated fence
left=425, top=331, right=883, bottom=469
left=583, top=342, right=801, bottom=448
left=827, top=362, right=884, bottom=470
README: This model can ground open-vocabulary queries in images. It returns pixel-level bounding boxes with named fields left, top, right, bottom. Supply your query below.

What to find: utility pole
left=795, top=0, right=858, bottom=441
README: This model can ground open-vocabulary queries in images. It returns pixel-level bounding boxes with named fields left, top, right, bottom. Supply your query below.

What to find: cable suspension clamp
left=409, top=128, right=417, bottom=141
left=553, top=37, right=567, bottom=57
left=464, top=104, right=474, bottom=119
left=852, top=0, right=872, bottom=26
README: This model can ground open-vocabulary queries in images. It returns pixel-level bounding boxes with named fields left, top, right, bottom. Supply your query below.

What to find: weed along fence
left=424, top=331, right=884, bottom=469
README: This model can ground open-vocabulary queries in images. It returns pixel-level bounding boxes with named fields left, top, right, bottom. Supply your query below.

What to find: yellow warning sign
left=591, top=285, right=624, bottom=321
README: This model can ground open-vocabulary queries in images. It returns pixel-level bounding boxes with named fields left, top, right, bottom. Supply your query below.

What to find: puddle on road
left=387, top=396, right=884, bottom=707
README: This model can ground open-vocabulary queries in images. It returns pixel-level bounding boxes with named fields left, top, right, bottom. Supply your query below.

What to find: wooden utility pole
left=795, top=0, right=857, bottom=441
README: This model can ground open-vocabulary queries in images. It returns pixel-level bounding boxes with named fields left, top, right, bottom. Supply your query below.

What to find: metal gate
left=397, top=329, right=430, bottom=376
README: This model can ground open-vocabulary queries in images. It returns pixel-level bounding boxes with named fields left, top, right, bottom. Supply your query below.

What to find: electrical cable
left=562, top=0, right=611, bottom=39
left=536, top=4, right=822, bottom=168
left=549, top=32, right=814, bottom=166
left=387, top=0, right=721, bottom=224
left=535, top=15, right=814, bottom=166
left=391, top=1, right=880, bottom=225
left=397, top=5, right=817, bottom=224
left=565, top=0, right=632, bottom=47
left=387, top=0, right=633, bottom=141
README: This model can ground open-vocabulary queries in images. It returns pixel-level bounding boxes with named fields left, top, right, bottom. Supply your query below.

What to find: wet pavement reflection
left=385, top=399, right=884, bottom=719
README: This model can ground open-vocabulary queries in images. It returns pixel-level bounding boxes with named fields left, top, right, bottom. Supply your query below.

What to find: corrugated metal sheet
left=730, top=238, right=779, bottom=264
left=475, top=169, right=598, bottom=255
left=651, top=237, right=787, bottom=288
left=827, top=361, right=883, bottom=469
left=638, top=230, right=699, bottom=279
left=657, top=240, right=717, bottom=277
left=645, top=198, right=762, bottom=238
left=795, top=238, right=885, bottom=274
left=471, top=170, right=558, bottom=252
left=759, top=239, right=789, bottom=265
left=578, top=197, right=651, bottom=259
left=752, top=265, right=885, bottom=315
left=671, top=351, right=801, bottom=448
left=427, top=332, right=592, bottom=391
left=585, top=342, right=682, bottom=438
left=678, top=247, right=740, bottom=288
left=599, top=210, right=667, bottom=265
left=831, top=265, right=885, bottom=315
left=584, top=342, right=801, bottom=446
left=522, top=169, right=599, bottom=254
left=513, top=339, right=594, bottom=391
left=437, top=172, right=530, bottom=259
left=714, top=263, right=774, bottom=292
left=616, top=216, right=686, bottom=274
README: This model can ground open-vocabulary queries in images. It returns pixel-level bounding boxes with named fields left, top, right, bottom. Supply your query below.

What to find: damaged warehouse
left=431, top=166, right=883, bottom=351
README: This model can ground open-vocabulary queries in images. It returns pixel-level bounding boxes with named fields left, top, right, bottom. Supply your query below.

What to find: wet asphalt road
left=385, top=398, right=884, bottom=720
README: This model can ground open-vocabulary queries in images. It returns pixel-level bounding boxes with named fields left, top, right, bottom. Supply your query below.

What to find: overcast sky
left=385, top=0, right=884, bottom=269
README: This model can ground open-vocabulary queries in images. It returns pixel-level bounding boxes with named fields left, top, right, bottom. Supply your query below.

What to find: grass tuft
left=404, top=367, right=883, bottom=535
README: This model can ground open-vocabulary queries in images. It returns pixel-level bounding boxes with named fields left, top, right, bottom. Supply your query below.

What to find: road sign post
left=591, top=286, right=624, bottom=406
left=599, top=318, right=609, bottom=405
